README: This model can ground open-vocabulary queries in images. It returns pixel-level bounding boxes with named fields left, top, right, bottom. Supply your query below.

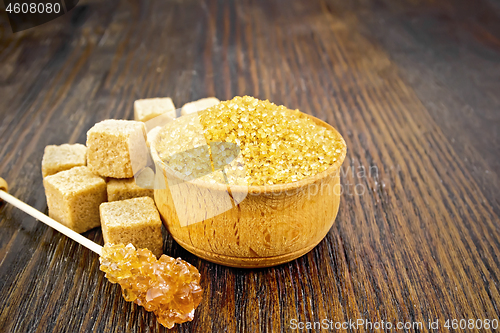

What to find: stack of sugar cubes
left=42, top=97, right=220, bottom=258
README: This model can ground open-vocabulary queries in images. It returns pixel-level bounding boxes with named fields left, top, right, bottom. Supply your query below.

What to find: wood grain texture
left=0, top=0, right=499, bottom=332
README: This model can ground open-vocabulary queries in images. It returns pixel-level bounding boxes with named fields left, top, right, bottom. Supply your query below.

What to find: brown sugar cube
left=43, top=166, right=106, bottom=233
left=134, top=97, right=176, bottom=122
left=107, top=178, right=154, bottom=202
left=181, top=97, right=220, bottom=116
left=100, top=197, right=163, bottom=258
left=86, top=120, right=148, bottom=178
left=42, top=143, right=87, bottom=177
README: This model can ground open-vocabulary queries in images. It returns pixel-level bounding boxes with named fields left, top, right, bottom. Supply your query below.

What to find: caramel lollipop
left=0, top=177, right=203, bottom=329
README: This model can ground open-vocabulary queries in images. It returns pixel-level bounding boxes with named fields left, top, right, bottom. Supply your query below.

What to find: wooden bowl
left=151, top=114, right=346, bottom=268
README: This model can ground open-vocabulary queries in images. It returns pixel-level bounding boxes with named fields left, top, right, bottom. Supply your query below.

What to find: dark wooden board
left=1, top=0, right=499, bottom=332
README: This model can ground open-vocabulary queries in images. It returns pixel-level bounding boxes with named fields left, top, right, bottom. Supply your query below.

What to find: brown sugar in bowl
left=151, top=113, right=346, bottom=268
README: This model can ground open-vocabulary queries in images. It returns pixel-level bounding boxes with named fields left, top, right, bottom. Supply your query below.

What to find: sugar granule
left=156, top=96, right=344, bottom=186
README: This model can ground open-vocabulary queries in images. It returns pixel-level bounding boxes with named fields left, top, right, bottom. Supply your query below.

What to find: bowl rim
left=150, top=112, right=347, bottom=194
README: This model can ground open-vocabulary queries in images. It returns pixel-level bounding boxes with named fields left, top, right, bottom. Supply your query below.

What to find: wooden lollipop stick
left=0, top=177, right=102, bottom=255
